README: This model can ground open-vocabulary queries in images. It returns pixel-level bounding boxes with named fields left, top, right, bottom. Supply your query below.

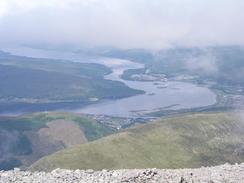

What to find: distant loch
left=2, top=47, right=216, bottom=117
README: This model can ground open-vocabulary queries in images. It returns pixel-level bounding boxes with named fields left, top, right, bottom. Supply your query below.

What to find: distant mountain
left=31, top=111, right=244, bottom=171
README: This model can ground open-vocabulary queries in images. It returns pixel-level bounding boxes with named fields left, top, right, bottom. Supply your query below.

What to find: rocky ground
left=0, top=163, right=244, bottom=183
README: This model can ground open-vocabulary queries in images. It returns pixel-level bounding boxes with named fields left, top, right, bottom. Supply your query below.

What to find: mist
left=185, top=50, right=219, bottom=74
left=0, top=0, right=244, bottom=49
left=0, top=129, right=20, bottom=161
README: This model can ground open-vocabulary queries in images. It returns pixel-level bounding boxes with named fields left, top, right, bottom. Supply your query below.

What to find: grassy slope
left=20, top=112, right=115, bottom=141
left=0, top=112, right=115, bottom=143
left=0, top=112, right=115, bottom=170
left=31, top=112, right=244, bottom=171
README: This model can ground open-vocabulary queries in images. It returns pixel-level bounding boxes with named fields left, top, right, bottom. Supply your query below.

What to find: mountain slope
left=0, top=112, right=115, bottom=170
left=31, top=112, right=244, bottom=171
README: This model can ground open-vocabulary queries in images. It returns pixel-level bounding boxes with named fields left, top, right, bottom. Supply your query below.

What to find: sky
left=0, top=0, right=244, bottom=49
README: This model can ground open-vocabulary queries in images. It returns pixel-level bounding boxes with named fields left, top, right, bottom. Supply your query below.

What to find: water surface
left=3, top=47, right=217, bottom=117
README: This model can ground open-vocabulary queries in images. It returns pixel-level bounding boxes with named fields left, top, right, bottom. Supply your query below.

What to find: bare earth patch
left=19, top=120, right=87, bottom=168
left=39, top=120, right=87, bottom=147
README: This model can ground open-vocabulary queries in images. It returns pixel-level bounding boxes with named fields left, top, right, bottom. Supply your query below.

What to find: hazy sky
left=0, top=0, right=244, bottom=49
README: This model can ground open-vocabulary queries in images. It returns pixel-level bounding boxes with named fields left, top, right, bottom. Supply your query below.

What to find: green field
left=30, top=112, right=244, bottom=171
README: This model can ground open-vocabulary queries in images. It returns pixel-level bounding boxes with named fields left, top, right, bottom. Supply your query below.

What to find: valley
left=0, top=50, right=143, bottom=115
left=0, top=46, right=244, bottom=173
left=1, top=2, right=244, bottom=182
left=1, top=47, right=217, bottom=118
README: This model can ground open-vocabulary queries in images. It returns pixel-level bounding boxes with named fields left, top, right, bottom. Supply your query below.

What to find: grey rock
left=1, top=163, right=244, bottom=183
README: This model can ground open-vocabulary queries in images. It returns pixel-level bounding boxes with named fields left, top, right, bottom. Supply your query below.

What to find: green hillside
left=31, top=112, right=244, bottom=171
left=0, top=112, right=115, bottom=170
left=0, top=52, right=143, bottom=105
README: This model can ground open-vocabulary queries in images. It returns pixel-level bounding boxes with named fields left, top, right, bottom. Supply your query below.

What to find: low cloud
left=0, top=0, right=244, bottom=49
left=185, top=51, right=219, bottom=74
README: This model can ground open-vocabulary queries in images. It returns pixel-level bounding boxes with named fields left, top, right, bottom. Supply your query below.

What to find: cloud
left=185, top=51, right=219, bottom=74
left=0, top=0, right=244, bottom=49
left=0, top=1, right=8, bottom=18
